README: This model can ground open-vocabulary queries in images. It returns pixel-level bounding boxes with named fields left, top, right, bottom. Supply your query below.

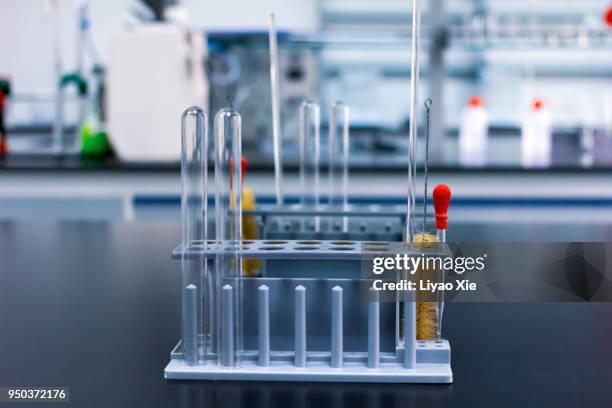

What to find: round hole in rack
left=330, top=247, right=354, bottom=251
left=331, top=241, right=355, bottom=246
left=364, top=247, right=389, bottom=252
left=364, top=242, right=390, bottom=246
left=295, top=246, right=319, bottom=251
left=225, top=246, right=251, bottom=251
left=262, top=240, right=288, bottom=245
left=259, top=246, right=284, bottom=251
left=226, top=240, right=255, bottom=246
left=297, top=241, right=321, bottom=245
left=207, top=240, right=216, bottom=244
left=435, top=344, right=443, bottom=348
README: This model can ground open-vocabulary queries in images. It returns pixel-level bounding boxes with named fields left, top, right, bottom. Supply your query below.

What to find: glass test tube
left=299, top=101, right=321, bottom=232
left=328, top=102, right=350, bottom=233
left=180, top=106, right=208, bottom=365
left=214, top=106, right=243, bottom=368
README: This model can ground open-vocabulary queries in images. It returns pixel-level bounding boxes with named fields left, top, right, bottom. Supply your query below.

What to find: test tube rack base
left=165, top=341, right=452, bottom=383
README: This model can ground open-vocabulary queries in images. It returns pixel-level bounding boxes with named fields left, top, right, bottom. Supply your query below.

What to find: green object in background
left=60, top=72, right=88, bottom=96
left=80, top=122, right=110, bottom=156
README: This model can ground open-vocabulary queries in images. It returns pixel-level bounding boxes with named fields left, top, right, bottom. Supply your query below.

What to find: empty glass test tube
left=299, top=100, right=321, bottom=232
left=328, top=101, right=350, bottom=233
left=214, top=106, right=243, bottom=368
left=180, top=106, right=208, bottom=365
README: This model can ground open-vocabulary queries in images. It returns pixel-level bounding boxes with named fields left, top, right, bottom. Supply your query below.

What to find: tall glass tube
left=328, top=101, right=350, bottom=233
left=214, top=106, right=243, bottom=368
left=180, top=106, right=208, bottom=365
left=268, top=13, right=284, bottom=205
left=406, top=0, right=421, bottom=246
left=299, top=100, right=321, bottom=232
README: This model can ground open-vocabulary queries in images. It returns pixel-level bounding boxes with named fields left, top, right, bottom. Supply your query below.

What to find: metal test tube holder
left=165, top=239, right=453, bottom=383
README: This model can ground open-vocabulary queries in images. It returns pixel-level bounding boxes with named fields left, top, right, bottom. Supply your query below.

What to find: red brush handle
left=433, top=184, right=451, bottom=230
left=241, top=157, right=247, bottom=186
left=229, top=157, right=248, bottom=191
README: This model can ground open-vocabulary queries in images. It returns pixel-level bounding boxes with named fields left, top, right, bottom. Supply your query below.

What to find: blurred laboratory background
left=0, top=0, right=612, bottom=229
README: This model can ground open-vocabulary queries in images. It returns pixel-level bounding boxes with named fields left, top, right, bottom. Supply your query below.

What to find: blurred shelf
left=3, top=155, right=612, bottom=174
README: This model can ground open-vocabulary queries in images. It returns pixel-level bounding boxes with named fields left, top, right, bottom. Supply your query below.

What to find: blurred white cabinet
left=108, top=24, right=201, bottom=162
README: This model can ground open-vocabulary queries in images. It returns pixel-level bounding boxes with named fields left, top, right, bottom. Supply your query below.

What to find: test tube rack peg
left=294, top=285, right=307, bottom=367
left=221, top=284, right=235, bottom=367
left=331, top=286, right=343, bottom=368
left=258, top=285, right=270, bottom=367
left=183, top=284, right=198, bottom=366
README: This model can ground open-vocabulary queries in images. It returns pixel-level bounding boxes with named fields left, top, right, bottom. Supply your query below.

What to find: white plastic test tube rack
left=170, top=239, right=452, bottom=381
left=166, top=106, right=452, bottom=382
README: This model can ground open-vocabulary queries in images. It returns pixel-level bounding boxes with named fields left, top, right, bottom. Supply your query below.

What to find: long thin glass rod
left=406, top=0, right=421, bottom=246
left=268, top=14, right=284, bottom=205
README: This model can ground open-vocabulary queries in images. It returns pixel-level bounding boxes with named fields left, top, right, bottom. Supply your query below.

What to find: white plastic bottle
left=458, top=96, right=489, bottom=167
left=521, top=99, right=552, bottom=168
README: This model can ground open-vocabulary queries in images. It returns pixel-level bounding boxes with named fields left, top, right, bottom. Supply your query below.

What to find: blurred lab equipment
left=0, top=78, right=11, bottom=156
left=207, top=32, right=317, bottom=162
left=458, top=96, right=488, bottom=167
left=45, top=0, right=98, bottom=154
left=75, top=1, right=91, bottom=133
left=605, top=5, right=612, bottom=27
left=522, top=99, right=553, bottom=168
left=108, top=25, right=202, bottom=161
left=58, top=73, right=88, bottom=151
left=47, top=0, right=65, bottom=153
left=80, top=66, right=110, bottom=156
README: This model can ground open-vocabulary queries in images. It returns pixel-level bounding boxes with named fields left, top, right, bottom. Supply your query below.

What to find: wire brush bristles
left=414, top=232, right=439, bottom=340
